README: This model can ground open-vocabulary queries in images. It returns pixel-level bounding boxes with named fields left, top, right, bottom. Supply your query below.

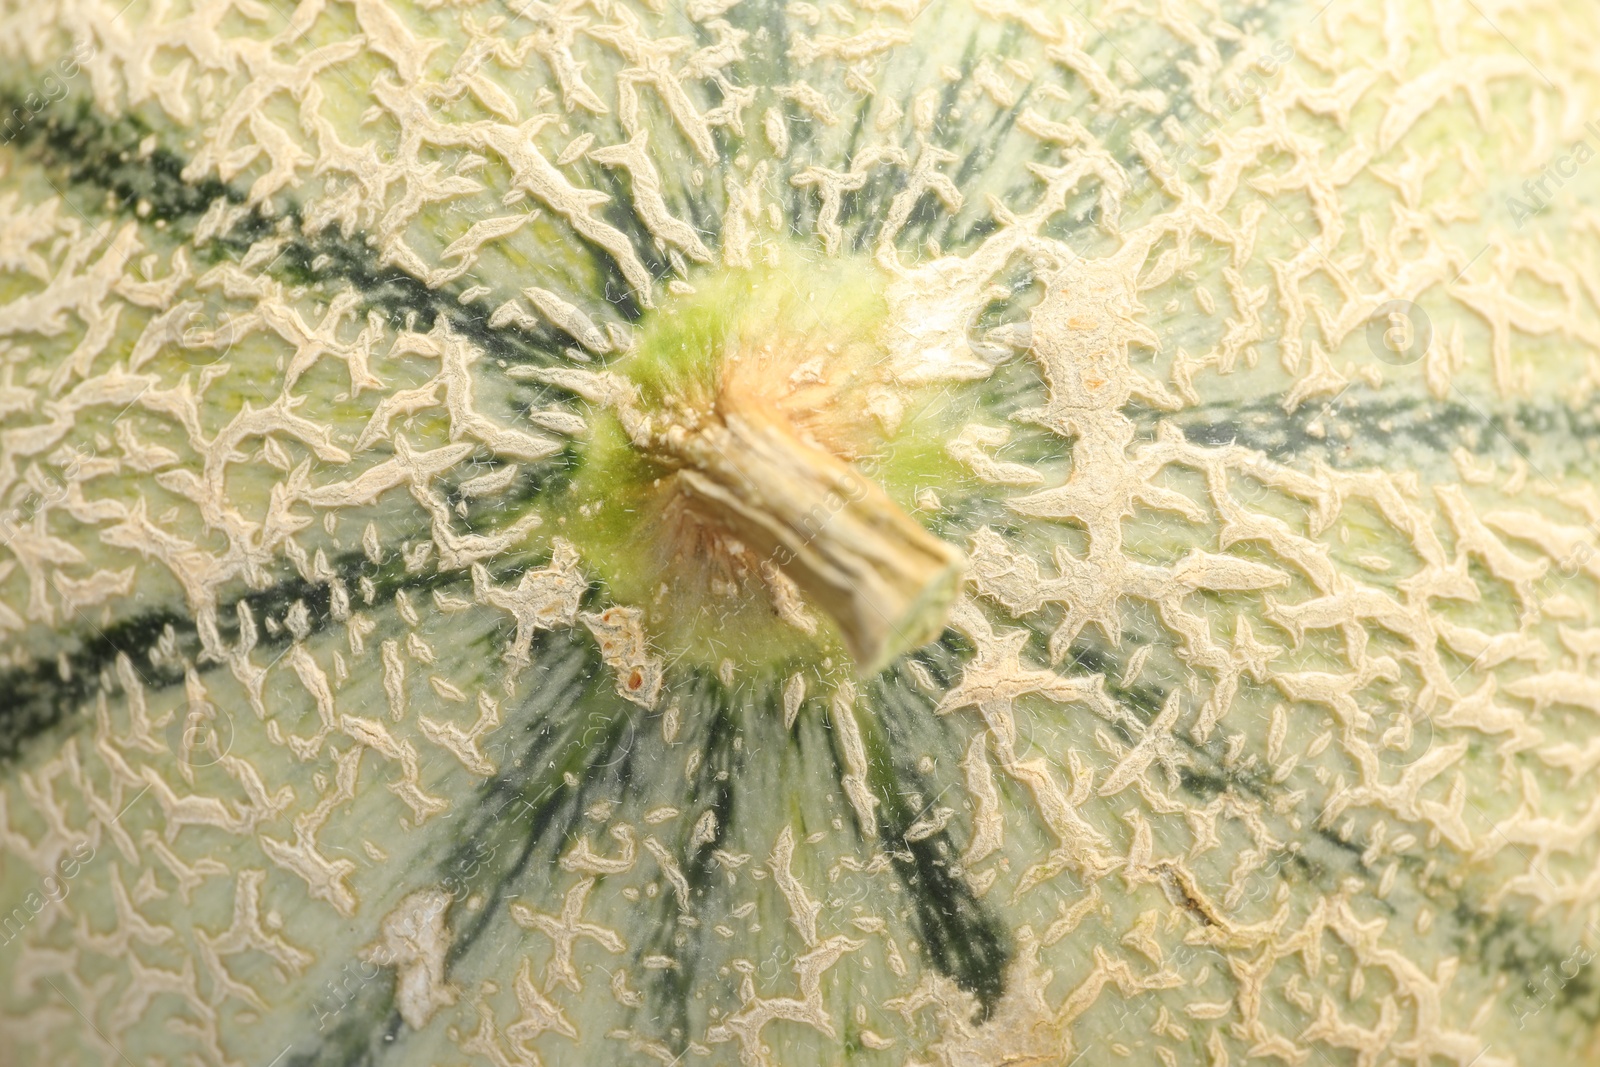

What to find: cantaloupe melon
left=1, top=0, right=1600, bottom=1064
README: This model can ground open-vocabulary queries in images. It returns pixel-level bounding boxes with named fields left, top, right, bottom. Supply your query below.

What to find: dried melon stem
left=620, top=393, right=964, bottom=674
left=557, top=249, right=972, bottom=675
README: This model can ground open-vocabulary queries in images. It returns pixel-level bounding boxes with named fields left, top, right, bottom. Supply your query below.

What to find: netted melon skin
left=1, top=0, right=1600, bottom=1065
